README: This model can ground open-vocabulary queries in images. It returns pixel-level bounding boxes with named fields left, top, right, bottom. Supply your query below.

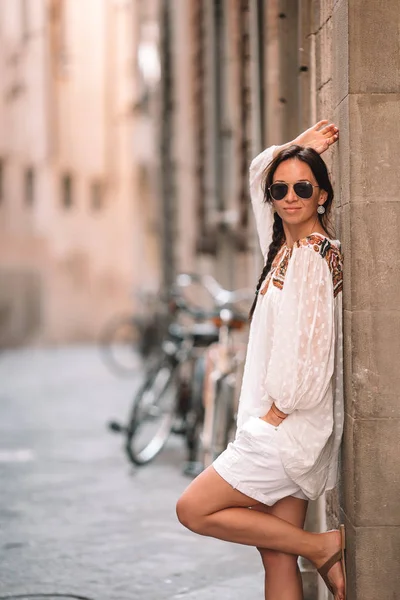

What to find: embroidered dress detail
left=271, top=247, right=292, bottom=291
left=295, top=235, right=343, bottom=298
left=263, top=235, right=343, bottom=298
left=260, top=245, right=287, bottom=295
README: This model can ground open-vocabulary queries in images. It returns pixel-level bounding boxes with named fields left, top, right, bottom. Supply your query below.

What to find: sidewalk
left=0, top=346, right=263, bottom=600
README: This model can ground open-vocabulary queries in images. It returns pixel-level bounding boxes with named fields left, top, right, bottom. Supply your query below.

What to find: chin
left=280, top=213, right=304, bottom=224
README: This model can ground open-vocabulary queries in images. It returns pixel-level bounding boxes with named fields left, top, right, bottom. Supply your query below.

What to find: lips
left=284, top=207, right=302, bottom=212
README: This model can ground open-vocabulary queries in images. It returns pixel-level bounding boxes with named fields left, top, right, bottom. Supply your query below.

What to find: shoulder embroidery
left=319, top=238, right=331, bottom=258
left=295, top=235, right=343, bottom=297
left=326, top=244, right=343, bottom=297
left=260, top=245, right=287, bottom=295
left=265, top=235, right=343, bottom=296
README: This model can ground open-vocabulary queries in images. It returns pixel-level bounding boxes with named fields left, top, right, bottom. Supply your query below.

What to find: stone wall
left=315, top=0, right=400, bottom=598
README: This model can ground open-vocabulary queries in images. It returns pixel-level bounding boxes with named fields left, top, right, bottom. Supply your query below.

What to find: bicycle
left=108, top=274, right=220, bottom=466
left=108, top=273, right=251, bottom=470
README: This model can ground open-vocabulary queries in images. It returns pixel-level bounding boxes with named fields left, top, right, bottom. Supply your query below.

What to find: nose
left=286, top=184, right=298, bottom=203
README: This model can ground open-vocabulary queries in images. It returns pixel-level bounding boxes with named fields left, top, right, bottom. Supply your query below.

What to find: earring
left=317, top=205, right=326, bottom=215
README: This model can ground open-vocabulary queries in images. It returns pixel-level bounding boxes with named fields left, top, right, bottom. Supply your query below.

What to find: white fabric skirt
left=212, top=416, right=308, bottom=506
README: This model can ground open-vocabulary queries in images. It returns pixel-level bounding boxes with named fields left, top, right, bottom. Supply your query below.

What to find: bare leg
left=176, top=466, right=345, bottom=600
left=252, top=497, right=308, bottom=600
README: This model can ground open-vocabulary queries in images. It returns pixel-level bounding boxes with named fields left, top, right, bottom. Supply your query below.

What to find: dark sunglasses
left=268, top=180, right=319, bottom=201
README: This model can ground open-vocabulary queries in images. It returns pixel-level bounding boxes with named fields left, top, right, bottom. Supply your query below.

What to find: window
left=91, top=181, right=104, bottom=211
left=25, top=167, right=35, bottom=206
left=61, top=174, right=73, bottom=209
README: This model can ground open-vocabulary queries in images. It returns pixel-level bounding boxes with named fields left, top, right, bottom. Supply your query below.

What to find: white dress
left=212, top=145, right=344, bottom=504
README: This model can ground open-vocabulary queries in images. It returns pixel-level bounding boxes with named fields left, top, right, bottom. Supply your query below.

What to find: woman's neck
left=283, top=219, right=328, bottom=249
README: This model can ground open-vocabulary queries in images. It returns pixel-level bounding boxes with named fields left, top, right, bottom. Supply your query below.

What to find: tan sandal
left=317, top=524, right=347, bottom=597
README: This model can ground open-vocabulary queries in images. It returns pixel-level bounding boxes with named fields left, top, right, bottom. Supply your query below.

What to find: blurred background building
left=0, top=1, right=399, bottom=599
left=0, top=0, right=148, bottom=344
left=0, top=0, right=322, bottom=346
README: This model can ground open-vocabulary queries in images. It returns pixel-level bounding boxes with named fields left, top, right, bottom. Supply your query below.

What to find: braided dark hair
left=249, top=144, right=335, bottom=320
left=249, top=213, right=284, bottom=319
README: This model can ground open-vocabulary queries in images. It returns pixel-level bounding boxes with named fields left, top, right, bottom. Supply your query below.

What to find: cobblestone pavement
left=0, top=347, right=264, bottom=600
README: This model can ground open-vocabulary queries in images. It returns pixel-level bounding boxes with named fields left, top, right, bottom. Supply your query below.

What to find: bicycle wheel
left=99, top=314, right=161, bottom=376
left=125, top=360, right=178, bottom=465
left=209, top=376, right=236, bottom=462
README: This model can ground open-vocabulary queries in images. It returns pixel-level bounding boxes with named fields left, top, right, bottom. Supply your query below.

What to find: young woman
left=176, top=121, right=346, bottom=600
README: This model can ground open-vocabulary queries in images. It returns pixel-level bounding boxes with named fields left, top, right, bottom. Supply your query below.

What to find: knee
left=258, top=548, right=299, bottom=577
left=176, top=493, right=205, bottom=534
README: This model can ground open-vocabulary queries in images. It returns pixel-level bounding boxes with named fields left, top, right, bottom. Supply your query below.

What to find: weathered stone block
left=339, top=203, right=351, bottom=313
left=352, top=418, right=400, bottom=526
left=332, top=0, right=349, bottom=107
left=348, top=94, right=400, bottom=203
left=354, top=525, right=400, bottom=600
left=325, top=487, right=340, bottom=529
left=349, top=201, right=400, bottom=311
left=349, top=0, right=400, bottom=94
left=317, top=77, right=334, bottom=123
left=341, top=412, right=355, bottom=522
left=313, top=0, right=336, bottom=30
left=342, top=309, right=353, bottom=415
left=333, top=93, right=350, bottom=206
left=349, top=310, right=400, bottom=419
left=338, top=513, right=400, bottom=600
left=342, top=415, right=400, bottom=527
left=315, top=14, right=333, bottom=92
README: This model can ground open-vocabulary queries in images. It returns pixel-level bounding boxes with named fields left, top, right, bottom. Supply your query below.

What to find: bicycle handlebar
left=176, top=272, right=253, bottom=305
left=173, top=272, right=253, bottom=321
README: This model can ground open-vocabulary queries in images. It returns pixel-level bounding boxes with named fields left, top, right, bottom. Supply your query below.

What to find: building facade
left=0, top=0, right=162, bottom=344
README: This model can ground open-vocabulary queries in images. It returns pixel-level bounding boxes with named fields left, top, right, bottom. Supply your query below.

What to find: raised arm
left=249, top=121, right=339, bottom=260
left=249, top=145, right=276, bottom=259
left=273, top=120, right=339, bottom=157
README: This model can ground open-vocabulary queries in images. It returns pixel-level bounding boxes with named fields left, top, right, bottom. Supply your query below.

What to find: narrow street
left=0, top=347, right=263, bottom=600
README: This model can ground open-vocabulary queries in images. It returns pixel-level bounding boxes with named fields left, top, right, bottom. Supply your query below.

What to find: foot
left=313, top=530, right=346, bottom=599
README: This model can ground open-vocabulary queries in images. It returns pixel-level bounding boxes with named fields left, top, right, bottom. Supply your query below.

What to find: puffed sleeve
left=249, top=146, right=277, bottom=259
left=265, top=245, right=335, bottom=414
